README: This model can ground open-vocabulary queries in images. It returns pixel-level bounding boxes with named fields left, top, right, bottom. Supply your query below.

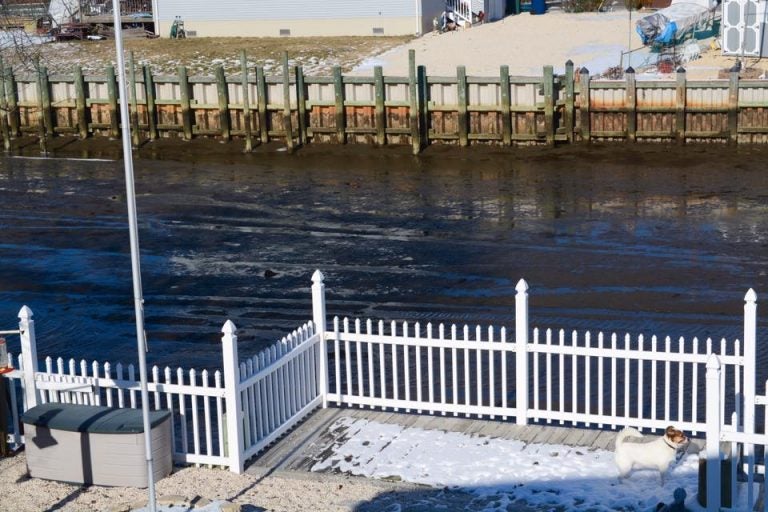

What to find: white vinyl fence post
left=515, top=279, right=529, bottom=426
left=18, top=306, right=39, bottom=410
left=743, top=289, right=757, bottom=433
left=221, top=320, right=245, bottom=474
left=705, top=353, right=722, bottom=512
left=312, top=270, right=328, bottom=408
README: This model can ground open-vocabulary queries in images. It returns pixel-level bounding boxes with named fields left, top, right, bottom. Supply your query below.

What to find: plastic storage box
left=22, top=403, right=172, bottom=487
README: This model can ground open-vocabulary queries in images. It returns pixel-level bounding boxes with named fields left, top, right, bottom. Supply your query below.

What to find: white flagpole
left=110, top=3, right=157, bottom=511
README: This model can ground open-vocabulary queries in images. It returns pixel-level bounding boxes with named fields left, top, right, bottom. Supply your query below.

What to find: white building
left=153, top=0, right=507, bottom=38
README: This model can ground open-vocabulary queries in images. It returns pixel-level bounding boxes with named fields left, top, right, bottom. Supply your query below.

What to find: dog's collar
left=664, top=436, right=683, bottom=450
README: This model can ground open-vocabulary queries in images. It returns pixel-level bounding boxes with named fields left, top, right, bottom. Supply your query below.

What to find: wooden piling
left=281, top=54, right=294, bottom=151
left=500, top=65, right=512, bottom=146
left=106, top=65, right=119, bottom=138
left=374, top=66, right=385, bottom=145
left=178, top=65, right=193, bottom=140
left=0, top=59, right=10, bottom=151
left=74, top=66, right=88, bottom=139
left=296, top=65, right=307, bottom=146
left=625, top=66, right=636, bottom=143
left=457, top=65, right=468, bottom=147
left=333, top=66, right=345, bottom=144
left=728, top=69, right=739, bottom=145
left=256, top=66, right=268, bottom=144
left=35, top=64, right=49, bottom=154
left=728, top=68, right=739, bottom=144
left=39, top=66, right=52, bottom=139
left=128, top=52, right=139, bottom=147
left=215, top=65, right=231, bottom=141
left=543, top=65, right=554, bottom=146
left=579, top=67, right=590, bottom=143
left=143, top=65, right=157, bottom=141
left=564, top=60, right=574, bottom=144
left=675, top=67, right=686, bottom=144
left=4, top=68, right=18, bottom=139
left=418, top=65, right=428, bottom=148
left=408, top=49, right=420, bottom=154
left=240, top=51, right=253, bottom=152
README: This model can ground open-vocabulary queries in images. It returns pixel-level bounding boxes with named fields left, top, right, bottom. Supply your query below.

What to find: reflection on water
left=0, top=144, right=766, bottom=371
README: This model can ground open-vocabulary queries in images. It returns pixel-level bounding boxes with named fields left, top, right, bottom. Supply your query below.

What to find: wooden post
left=36, top=64, right=49, bottom=154
left=457, top=65, right=468, bottom=147
left=311, top=270, right=328, bottom=409
left=143, top=65, right=157, bottom=141
left=564, top=60, right=574, bottom=144
left=296, top=65, right=307, bottom=146
left=408, top=49, right=420, bottom=154
left=543, top=65, right=554, bottom=146
left=515, top=279, right=529, bottom=425
left=418, top=64, right=428, bottom=149
left=39, top=66, right=53, bottom=138
left=256, top=66, right=268, bottom=144
left=178, top=65, right=193, bottom=140
left=18, top=306, right=39, bottom=410
left=215, top=65, right=231, bottom=141
left=728, top=68, right=739, bottom=145
left=281, top=53, right=293, bottom=151
left=374, top=65, right=385, bottom=145
left=675, top=67, right=686, bottom=144
left=500, top=65, right=511, bottom=146
left=240, top=51, right=253, bottom=152
left=74, top=66, right=88, bottom=139
left=579, top=67, right=590, bottom=143
left=4, top=67, right=18, bottom=139
left=106, top=65, right=119, bottom=138
left=705, top=354, right=722, bottom=512
left=128, top=52, right=139, bottom=147
left=333, top=66, right=345, bottom=144
left=221, top=320, right=245, bottom=474
left=0, top=59, right=10, bottom=151
left=625, top=66, right=636, bottom=143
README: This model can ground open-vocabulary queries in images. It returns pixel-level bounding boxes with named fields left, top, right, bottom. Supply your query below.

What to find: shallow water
left=0, top=142, right=766, bottom=372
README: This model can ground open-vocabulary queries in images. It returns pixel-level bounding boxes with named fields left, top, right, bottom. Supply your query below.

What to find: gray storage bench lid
left=22, top=403, right=170, bottom=434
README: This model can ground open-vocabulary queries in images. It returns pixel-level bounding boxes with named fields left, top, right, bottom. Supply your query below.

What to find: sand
left=352, top=10, right=759, bottom=80
left=0, top=452, right=417, bottom=511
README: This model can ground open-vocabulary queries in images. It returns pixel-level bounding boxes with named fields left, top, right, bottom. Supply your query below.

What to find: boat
left=636, top=0, right=718, bottom=46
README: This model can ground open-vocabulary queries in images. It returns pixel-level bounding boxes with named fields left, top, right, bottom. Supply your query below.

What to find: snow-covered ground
left=312, top=417, right=753, bottom=512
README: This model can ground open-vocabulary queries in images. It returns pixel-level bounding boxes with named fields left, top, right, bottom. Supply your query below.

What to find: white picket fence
left=2, top=306, right=320, bottom=473
left=0, top=271, right=763, bottom=511
left=324, top=279, right=747, bottom=436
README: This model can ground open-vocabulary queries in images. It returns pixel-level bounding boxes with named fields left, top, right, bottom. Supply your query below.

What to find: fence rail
left=0, top=271, right=763, bottom=512
left=5, top=51, right=768, bottom=154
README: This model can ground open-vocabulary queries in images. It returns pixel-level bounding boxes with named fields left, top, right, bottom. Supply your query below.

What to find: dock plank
left=242, top=407, right=705, bottom=477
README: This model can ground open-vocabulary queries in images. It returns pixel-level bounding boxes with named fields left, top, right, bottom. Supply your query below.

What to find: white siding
left=158, top=0, right=416, bottom=22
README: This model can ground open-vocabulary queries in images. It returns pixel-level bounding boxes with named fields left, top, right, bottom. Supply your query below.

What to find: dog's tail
left=615, top=427, right=643, bottom=449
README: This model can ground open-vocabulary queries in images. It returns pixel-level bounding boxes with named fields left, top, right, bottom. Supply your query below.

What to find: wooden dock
left=244, top=407, right=701, bottom=475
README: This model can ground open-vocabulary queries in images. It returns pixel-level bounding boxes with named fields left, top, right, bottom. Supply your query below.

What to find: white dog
left=615, top=425, right=689, bottom=484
